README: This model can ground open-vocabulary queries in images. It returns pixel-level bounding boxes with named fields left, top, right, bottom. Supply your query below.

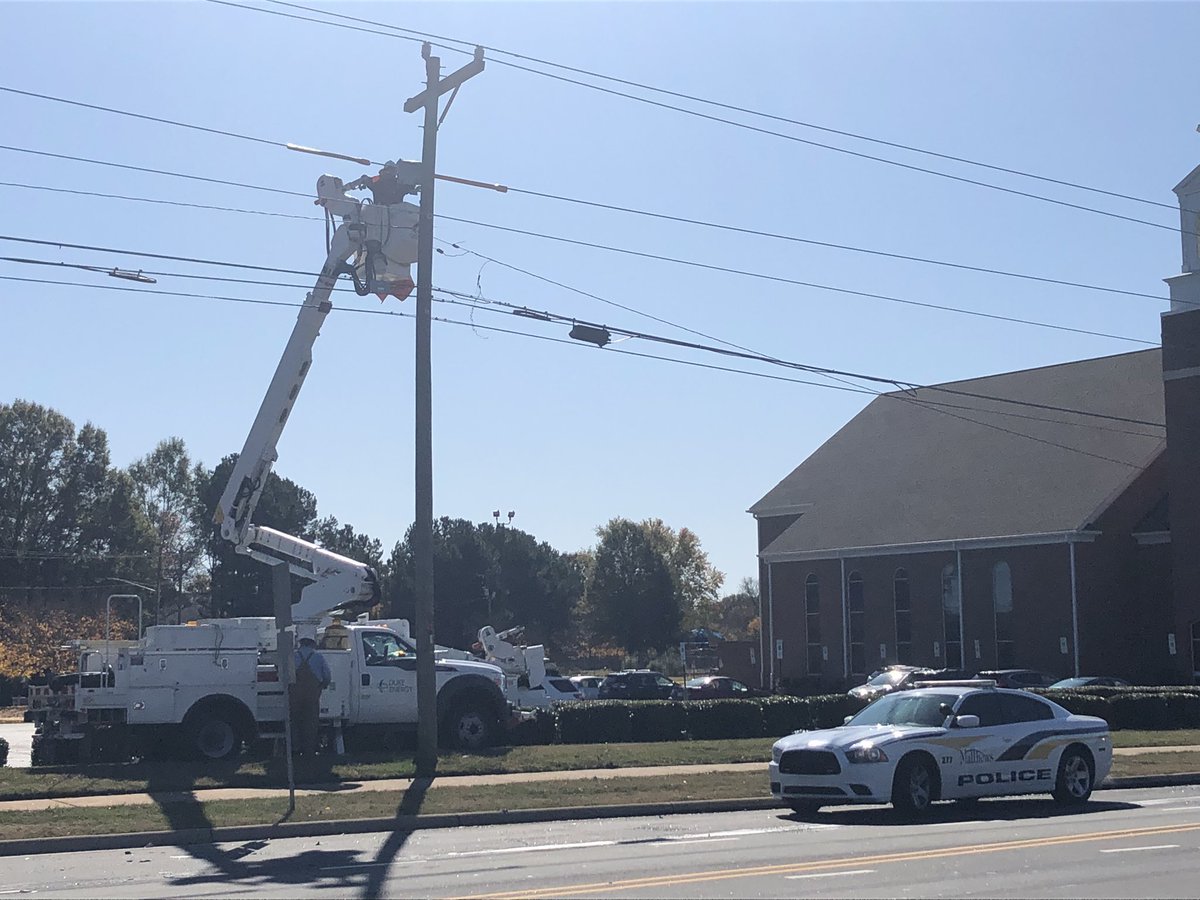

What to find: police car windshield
left=847, top=692, right=957, bottom=727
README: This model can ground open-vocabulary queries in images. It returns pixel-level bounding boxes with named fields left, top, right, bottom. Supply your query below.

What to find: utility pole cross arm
left=403, top=48, right=485, bottom=113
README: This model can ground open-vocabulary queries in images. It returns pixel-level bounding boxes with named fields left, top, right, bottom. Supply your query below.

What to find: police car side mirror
left=843, top=715, right=854, bottom=725
left=955, top=714, right=981, bottom=728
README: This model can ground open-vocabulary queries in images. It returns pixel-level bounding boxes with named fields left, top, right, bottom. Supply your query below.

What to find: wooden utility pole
left=405, top=43, right=485, bottom=776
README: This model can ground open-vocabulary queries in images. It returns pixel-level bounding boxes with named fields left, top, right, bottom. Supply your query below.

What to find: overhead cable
left=259, top=0, right=1174, bottom=213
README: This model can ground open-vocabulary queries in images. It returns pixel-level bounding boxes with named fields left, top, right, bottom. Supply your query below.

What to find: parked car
left=598, top=670, right=685, bottom=701
left=1048, top=676, right=1131, bottom=689
left=544, top=676, right=584, bottom=703
left=770, top=683, right=1112, bottom=818
left=976, top=669, right=1059, bottom=689
left=847, top=666, right=935, bottom=701
left=684, top=675, right=767, bottom=699
left=569, top=675, right=603, bottom=700
left=847, top=667, right=974, bottom=701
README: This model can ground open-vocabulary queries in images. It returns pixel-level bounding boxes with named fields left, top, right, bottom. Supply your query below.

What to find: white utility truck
left=27, top=162, right=510, bottom=764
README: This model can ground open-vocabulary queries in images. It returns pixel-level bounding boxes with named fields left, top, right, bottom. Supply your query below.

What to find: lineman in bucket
left=291, top=626, right=332, bottom=756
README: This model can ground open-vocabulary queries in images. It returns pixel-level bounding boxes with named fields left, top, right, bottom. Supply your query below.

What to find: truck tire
left=182, top=705, right=243, bottom=762
left=443, top=699, right=497, bottom=752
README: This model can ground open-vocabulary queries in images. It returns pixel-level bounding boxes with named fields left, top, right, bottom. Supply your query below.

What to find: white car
left=569, top=675, right=603, bottom=700
left=769, top=684, right=1111, bottom=818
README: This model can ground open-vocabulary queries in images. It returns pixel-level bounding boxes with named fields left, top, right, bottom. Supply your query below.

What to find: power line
left=0, top=86, right=283, bottom=149
left=437, top=215, right=1171, bottom=338
left=6, top=138, right=1171, bottom=304
left=0, top=170, right=1171, bottom=343
left=0, top=249, right=1162, bottom=440
left=3, top=269, right=1163, bottom=441
left=0, top=145, right=308, bottom=198
left=0, top=181, right=319, bottom=221
left=207, top=1, right=1181, bottom=235
left=260, top=0, right=1175, bottom=215
left=505, top=185, right=1168, bottom=302
left=430, top=287, right=1166, bottom=430
left=433, top=250, right=1163, bottom=440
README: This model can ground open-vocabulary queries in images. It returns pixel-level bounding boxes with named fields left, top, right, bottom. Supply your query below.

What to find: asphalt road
left=3, top=785, right=1200, bottom=898
left=0, top=723, right=32, bottom=768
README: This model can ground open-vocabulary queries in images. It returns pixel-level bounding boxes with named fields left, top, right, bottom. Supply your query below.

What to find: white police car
left=769, top=683, right=1110, bottom=818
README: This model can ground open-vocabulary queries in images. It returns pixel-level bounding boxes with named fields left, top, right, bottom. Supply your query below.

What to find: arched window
left=993, top=562, right=1014, bottom=668
left=847, top=571, right=866, bottom=676
left=893, top=568, right=912, bottom=663
left=941, top=563, right=963, bottom=669
left=805, top=574, right=822, bottom=674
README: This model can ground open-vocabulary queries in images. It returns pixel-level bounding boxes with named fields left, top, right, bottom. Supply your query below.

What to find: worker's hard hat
left=296, top=625, right=318, bottom=644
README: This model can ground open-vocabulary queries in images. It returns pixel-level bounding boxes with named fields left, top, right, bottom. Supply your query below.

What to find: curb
left=2, top=775, right=1199, bottom=859
left=1100, top=771, right=1200, bottom=790
left=0, top=797, right=783, bottom=858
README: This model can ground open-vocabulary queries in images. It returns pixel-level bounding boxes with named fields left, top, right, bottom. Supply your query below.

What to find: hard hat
left=297, top=625, right=318, bottom=644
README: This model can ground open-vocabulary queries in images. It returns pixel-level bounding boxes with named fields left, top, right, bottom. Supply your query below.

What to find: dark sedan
left=976, top=669, right=1059, bottom=689
left=683, top=676, right=766, bottom=699
left=597, top=670, right=685, bottom=701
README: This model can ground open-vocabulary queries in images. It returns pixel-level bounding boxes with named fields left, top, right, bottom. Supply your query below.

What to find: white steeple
left=1166, top=156, right=1200, bottom=313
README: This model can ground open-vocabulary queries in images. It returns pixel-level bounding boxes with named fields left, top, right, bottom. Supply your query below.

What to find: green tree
left=480, top=524, right=585, bottom=647
left=128, top=438, right=208, bottom=618
left=587, top=518, right=679, bottom=655
left=194, top=455, right=319, bottom=617
left=385, top=519, right=585, bottom=651
left=313, top=515, right=385, bottom=572
left=0, top=400, right=152, bottom=590
left=386, top=517, right=497, bottom=649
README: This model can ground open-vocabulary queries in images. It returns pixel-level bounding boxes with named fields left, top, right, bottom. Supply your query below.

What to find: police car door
left=357, top=630, right=418, bottom=724
left=946, top=692, right=1012, bottom=798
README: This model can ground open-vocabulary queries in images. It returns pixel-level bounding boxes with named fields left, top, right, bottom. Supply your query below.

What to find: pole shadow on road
left=782, top=797, right=1141, bottom=827
left=145, top=756, right=377, bottom=893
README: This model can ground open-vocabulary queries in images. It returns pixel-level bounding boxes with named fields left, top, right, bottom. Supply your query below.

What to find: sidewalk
left=1, top=745, right=1195, bottom=814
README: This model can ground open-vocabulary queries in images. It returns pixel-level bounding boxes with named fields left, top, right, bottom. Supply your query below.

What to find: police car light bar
left=912, top=679, right=998, bottom=689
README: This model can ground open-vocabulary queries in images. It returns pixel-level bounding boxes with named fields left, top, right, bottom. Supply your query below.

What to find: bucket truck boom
left=212, top=163, right=422, bottom=625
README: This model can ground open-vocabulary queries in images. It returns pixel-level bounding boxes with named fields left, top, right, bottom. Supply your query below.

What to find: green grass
left=0, top=772, right=767, bottom=841
left=1110, top=729, right=1200, bottom=748
left=1109, top=751, right=1200, bottom=778
left=0, top=738, right=773, bottom=802
left=0, top=729, right=1194, bottom=806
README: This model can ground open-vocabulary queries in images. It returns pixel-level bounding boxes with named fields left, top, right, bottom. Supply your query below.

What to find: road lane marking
left=456, top=819, right=1200, bottom=899
left=656, top=838, right=739, bottom=847
left=786, top=869, right=875, bottom=880
left=1099, top=844, right=1180, bottom=853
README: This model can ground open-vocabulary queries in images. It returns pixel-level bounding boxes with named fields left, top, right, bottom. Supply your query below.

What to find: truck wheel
left=1052, top=747, right=1094, bottom=805
left=445, top=701, right=496, bottom=752
left=184, top=709, right=242, bottom=761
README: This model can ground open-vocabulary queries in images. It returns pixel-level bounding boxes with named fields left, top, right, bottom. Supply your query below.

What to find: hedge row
left=1037, top=689, right=1200, bottom=730
left=506, top=688, right=1200, bottom=746
left=507, top=694, right=870, bottom=746
left=0, top=735, right=8, bottom=767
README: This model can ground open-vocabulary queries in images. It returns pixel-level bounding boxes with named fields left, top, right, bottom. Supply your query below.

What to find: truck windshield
left=847, top=693, right=957, bottom=728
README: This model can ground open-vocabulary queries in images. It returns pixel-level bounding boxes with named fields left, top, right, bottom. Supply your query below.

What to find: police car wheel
left=892, top=755, right=937, bottom=817
left=1052, top=747, right=1094, bottom=805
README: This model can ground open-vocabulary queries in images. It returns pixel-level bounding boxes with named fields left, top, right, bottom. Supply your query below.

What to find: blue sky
left=2, top=1, right=1197, bottom=590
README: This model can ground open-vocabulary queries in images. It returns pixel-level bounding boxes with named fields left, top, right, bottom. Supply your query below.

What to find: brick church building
left=748, top=161, right=1200, bottom=690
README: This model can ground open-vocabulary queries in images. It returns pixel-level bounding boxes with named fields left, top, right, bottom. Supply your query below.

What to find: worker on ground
left=291, top=630, right=331, bottom=756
